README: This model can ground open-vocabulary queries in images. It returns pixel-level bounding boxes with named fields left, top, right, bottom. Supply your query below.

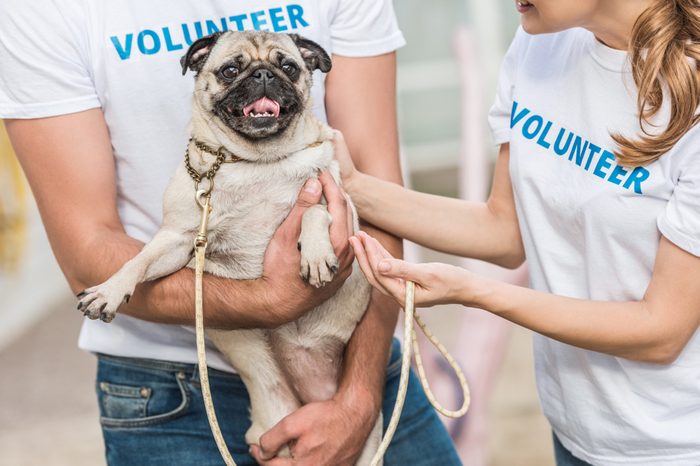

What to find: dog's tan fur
left=78, top=31, right=380, bottom=464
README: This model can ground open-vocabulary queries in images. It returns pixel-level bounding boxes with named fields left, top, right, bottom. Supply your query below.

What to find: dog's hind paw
left=77, top=282, right=132, bottom=323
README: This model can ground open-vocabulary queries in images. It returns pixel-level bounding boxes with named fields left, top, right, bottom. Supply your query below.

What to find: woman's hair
left=614, top=0, right=700, bottom=166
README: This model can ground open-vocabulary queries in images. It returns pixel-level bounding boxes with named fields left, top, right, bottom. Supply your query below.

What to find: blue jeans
left=95, top=339, right=461, bottom=465
left=553, top=433, right=593, bottom=466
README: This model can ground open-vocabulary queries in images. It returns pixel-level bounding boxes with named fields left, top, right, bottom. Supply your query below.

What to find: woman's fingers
left=360, top=232, right=386, bottom=275
left=361, top=232, right=426, bottom=282
left=356, top=233, right=407, bottom=301
left=349, top=236, right=387, bottom=292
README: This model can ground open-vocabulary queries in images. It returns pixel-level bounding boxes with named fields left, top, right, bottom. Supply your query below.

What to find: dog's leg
left=208, top=329, right=300, bottom=457
left=299, top=205, right=339, bottom=288
left=78, top=228, right=192, bottom=322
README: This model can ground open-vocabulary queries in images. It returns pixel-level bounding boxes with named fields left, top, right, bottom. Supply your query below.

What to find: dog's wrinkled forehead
left=181, top=31, right=331, bottom=78
left=207, top=32, right=302, bottom=71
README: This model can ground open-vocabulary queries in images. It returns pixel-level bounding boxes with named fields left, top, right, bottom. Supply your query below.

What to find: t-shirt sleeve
left=329, top=0, right=406, bottom=57
left=0, top=0, right=100, bottom=119
left=658, top=143, right=700, bottom=257
left=487, top=27, right=526, bottom=145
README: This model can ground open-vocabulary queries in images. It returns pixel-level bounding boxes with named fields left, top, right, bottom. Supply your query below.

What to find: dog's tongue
left=243, top=97, right=281, bottom=117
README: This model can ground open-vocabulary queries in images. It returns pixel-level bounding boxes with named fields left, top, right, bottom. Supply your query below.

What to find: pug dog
left=77, top=31, right=380, bottom=464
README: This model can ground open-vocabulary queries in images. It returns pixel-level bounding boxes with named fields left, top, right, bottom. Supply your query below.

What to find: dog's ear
left=181, top=33, right=222, bottom=76
left=288, top=34, right=332, bottom=73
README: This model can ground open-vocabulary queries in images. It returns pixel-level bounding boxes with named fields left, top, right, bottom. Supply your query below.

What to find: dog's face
left=181, top=31, right=331, bottom=140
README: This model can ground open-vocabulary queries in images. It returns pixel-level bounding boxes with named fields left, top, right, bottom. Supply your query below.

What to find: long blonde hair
left=614, top=0, right=700, bottom=166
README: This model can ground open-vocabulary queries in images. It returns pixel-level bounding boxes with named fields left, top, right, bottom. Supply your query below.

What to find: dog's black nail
left=78, top=296, right=97, bottom=311
left=297, top=242, right=302, bottom=251
left=124, top=294, right=131, bottom=304
left=76, top=290, right=87, bottom=298
left=330, top=265, right=338, bottom=274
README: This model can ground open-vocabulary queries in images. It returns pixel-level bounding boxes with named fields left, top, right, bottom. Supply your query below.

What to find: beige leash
left=189, top=143, right=470, bottom=465
left=369, top=283, right=471, bottom=466
left=194, top=189, right=237, bottom=466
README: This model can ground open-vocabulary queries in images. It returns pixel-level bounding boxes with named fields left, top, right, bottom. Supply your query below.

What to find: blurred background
left=0, top=1, right=554, bottom=465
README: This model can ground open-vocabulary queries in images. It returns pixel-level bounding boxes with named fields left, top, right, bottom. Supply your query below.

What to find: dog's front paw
left=300, top=247, right=339, bottom=288
left=76, top=280, right=132, bottom=323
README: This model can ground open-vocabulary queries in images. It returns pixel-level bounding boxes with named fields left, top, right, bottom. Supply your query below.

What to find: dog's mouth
left=215, top=89, right=302, bottom=140
left=242, top=97, right=281, bottom=119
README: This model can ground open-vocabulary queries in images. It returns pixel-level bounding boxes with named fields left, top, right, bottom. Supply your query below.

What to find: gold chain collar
left=184, top=138, right=243, bottom=185
left=184, top=137, right=325, bottom=194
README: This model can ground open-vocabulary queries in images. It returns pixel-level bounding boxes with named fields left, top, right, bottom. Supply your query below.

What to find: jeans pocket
left=99, top=371, right=191, bottom=429
left=99, top=381, right=150, bottom=419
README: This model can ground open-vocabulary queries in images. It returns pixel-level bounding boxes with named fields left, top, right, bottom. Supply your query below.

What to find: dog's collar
left=191, top=138, right=246, bottom=164
left=184, top=137, right=326, bottom=187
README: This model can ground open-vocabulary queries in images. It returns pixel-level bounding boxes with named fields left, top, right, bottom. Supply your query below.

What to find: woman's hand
left=350, top=231, right=479, bottom=308
left=332, top=130, right=361, bottom=193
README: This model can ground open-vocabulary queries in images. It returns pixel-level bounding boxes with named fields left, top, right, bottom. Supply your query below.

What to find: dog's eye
left=281, top=63, right=297, bottom=76
left=220, top=65, right=239, bottom=80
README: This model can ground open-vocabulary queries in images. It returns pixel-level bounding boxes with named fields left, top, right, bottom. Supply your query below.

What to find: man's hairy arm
left=6, top=109, right=351, bottom=330
left=325, top=53, right=404, bottom=415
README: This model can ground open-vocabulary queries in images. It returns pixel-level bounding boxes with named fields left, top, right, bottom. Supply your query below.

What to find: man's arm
left=325, top=51, right=403, bottom=421
left=5, top=110, right=353, bottom=330
left=252, top=52, right=404, bottom=465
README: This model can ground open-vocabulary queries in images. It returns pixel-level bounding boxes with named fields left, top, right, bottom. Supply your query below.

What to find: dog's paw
left=300, top=248, right=339, bottom=288
left=76, top=280, right=132, bottom=323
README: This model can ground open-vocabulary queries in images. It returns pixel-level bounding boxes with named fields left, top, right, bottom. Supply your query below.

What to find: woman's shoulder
left=667, top=121, right=700, bottom=169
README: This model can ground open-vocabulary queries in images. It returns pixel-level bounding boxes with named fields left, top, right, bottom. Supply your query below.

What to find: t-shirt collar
left=588, top=31, right=631, bottom=73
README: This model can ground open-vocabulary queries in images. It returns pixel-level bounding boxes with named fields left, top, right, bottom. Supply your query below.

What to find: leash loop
left=370, top=281, right=471, bottom=466
left=195, top=184, right=213, bottom=208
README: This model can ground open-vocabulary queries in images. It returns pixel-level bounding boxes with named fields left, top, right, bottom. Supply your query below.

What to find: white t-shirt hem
left=491, top=127, right=510, bottom=146
left=78, top=320, right=237, bottom=374
left=332, top=31, right=406, bottom=57
left=556, top=430, right=700, bottom=466
left=0, top=95, right=101, bottom=119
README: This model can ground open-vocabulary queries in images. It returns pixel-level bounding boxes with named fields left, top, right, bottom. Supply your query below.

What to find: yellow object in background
left=0, top=121, right=27, bottom=273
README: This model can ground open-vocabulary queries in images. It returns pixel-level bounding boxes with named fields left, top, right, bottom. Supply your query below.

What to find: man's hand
left=249, top=395, right=377, bottom=466
left=258, top=174, right=355, bottom=327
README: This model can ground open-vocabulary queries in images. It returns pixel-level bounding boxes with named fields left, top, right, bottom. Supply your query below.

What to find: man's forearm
left=72, top=228, right=276, bottom=329
left=335, top=225, right=402, bottom=415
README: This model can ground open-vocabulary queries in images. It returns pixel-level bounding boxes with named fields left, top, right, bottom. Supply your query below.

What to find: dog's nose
left=253, top=69, right=275, bottom=83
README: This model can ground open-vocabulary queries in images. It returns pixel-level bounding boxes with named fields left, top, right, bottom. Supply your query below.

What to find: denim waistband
left=97, top=337, right=404, bottom=380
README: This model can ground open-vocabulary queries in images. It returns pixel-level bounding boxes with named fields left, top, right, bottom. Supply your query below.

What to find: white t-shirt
left=489, top=27, right=700, bottom=465
left=0, top=0, right=405, bottom=372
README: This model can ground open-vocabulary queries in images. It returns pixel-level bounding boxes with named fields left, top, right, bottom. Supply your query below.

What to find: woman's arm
left=352, top=232, right=700, bottom=365
left=6, top=109, right=354, bottom=330
left=340, top=141, right=525, bottom=268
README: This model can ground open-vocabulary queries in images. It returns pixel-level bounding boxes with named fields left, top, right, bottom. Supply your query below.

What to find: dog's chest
left=202, top=155, right=331, bottom=279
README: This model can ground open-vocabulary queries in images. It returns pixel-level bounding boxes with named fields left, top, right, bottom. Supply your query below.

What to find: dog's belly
left=270, top=332, right=344, bottom=403
left=268, top=268, right=372, bottom=403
